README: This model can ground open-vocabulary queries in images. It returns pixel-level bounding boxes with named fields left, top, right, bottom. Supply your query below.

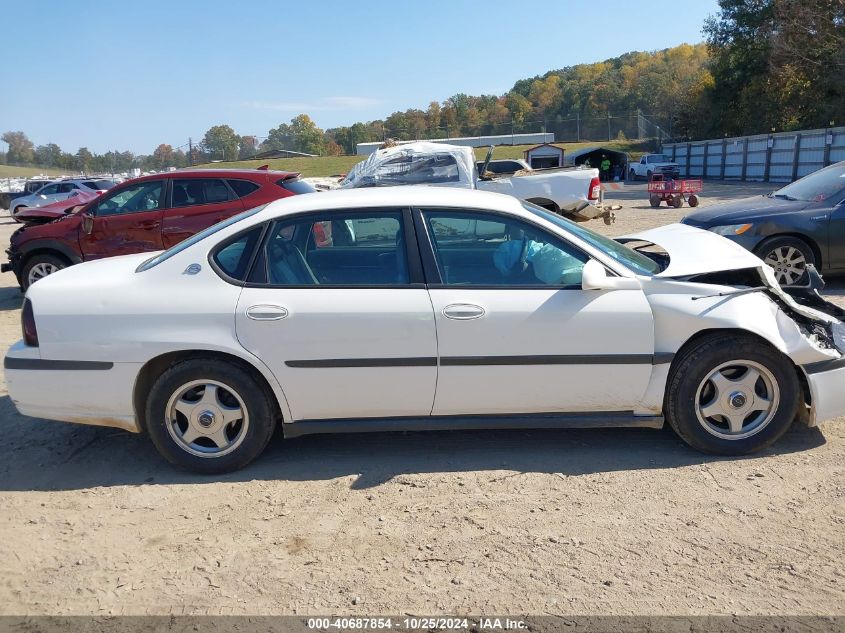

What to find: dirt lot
left=0, top=182, right=843, bottom=617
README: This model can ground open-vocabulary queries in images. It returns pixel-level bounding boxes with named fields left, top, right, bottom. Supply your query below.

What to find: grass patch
left=194, top=140, right=655, bottom=178
left=0, top=165, right=68, bottom=179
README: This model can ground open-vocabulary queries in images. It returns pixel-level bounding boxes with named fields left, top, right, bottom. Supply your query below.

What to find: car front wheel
left=665, top=333, right=799, bottom=455
left=145, top=358, right=277, bottom=473
left=21, top=253, right=68, bottom=290
left=755, top=236, right=815, bottom=286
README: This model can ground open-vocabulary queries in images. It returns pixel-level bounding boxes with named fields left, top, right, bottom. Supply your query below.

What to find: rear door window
left=254, top=210, right=409, bottom=286
left=172, top=179, right=234, bottom=207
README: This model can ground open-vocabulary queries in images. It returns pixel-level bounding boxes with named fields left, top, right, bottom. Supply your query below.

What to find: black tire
left=688, top=194, right=699, bottom=207
left=754, top=235, right=816, bottom=286
left=145, top=358, right=277, bottom=473
left=649, top=194, right=662, bottom=208
left=665, top=333, right=799, bottom=455
left=671, top=195, right=683, bottom=208
left=21, top=253, right=69, bottom=291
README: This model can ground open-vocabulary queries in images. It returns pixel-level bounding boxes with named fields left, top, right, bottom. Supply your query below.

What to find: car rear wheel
left=21, top=253, right=68, bottom=290
left=755, top=236, right=815, bottom=286
left=145, top=359, right=277, bottom=473
left=665, top=333, right=799, bottom=455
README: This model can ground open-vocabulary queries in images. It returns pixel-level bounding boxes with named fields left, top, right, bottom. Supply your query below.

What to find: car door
left=234, top=207, right=438, bottom=421
left=162, top=178, right=245, bottom=248
left=32, top=182, right=61, bottom=207
left=78, top=179, right=166, bottom=260
left=56, top=182, right=79, bottom=203
left=417, top=207, right=656, bottom=416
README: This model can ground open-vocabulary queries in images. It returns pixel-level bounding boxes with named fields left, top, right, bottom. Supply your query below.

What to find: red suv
left=3, top=169, right=314, bottom=289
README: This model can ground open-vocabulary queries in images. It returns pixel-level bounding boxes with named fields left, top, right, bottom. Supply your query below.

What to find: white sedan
left=5, top=187, right=845, bottom=473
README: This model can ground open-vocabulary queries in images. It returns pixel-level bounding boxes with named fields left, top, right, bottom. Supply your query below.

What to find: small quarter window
left=227, top=179, right=260, bottom=198
left=212, top=226, right=265, bottom=282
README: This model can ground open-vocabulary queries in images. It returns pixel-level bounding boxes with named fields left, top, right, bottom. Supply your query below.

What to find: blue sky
left=1, top=0, right=719, bottom=154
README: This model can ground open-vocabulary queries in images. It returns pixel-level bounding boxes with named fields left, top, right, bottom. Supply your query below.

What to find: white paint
left=5, top=185, right=845, bottom=442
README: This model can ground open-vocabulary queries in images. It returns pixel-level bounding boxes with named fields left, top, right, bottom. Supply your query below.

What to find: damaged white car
left=5, top=187, right=845, bottom=473
left=338, top=142, right=614, bottom=223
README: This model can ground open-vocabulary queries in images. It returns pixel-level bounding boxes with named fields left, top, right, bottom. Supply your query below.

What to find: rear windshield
left=276, top=178, right=316, bottom=195
left=136, top=204, right=266, bottom=272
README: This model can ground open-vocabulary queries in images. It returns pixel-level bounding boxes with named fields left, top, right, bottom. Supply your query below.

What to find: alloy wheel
left=763, top=246, right=806, bottom=285
left=694, top=360, right=780, bottom=440
left=165, top=379, right=250, bottom=458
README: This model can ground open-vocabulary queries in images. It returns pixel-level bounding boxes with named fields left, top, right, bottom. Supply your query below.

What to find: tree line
left=1, top=0, right=840, bottom=173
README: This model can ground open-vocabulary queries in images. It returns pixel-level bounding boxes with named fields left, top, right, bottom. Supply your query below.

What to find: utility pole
left=607, top=112, right=612, bottom=142
left=188, top=137, right=194, bottom=166
left=576, top=113, right=580, bottom=143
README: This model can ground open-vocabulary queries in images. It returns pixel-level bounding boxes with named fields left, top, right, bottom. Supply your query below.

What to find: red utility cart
left=647, top=174, right=702, bottom=208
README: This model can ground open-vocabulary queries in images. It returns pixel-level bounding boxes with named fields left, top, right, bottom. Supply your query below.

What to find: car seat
left=268, top=240, right=319, bottom=285
left=172, top=185, right=189, bottom=207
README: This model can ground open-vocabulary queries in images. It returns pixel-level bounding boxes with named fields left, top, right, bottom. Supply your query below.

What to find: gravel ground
left=0, top=181, right=843, bottom=616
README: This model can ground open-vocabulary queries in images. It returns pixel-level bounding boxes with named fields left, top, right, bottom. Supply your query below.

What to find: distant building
left=523, top=143, right=565, bottom=169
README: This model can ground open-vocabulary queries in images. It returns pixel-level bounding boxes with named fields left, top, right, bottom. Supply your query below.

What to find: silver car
left=10, top=178, right=117, bottom=221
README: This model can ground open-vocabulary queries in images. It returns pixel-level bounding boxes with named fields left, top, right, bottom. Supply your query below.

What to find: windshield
left=772, top=162, right=845, bottom=202
left=522, top=202, right=661, bottom=275
left=648, top=155, right=669, bottom=163
left=136, top=204, right=266, bottom=272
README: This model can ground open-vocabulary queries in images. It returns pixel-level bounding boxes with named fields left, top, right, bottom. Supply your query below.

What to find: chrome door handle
left=246, top=305, right=289, bottom=321
left=442, top=303, right=485, bottom=320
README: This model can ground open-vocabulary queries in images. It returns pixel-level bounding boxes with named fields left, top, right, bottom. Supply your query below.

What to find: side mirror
left=82, top=212, right=94, bottom=234
left=581, top=259, right=641, bottom=291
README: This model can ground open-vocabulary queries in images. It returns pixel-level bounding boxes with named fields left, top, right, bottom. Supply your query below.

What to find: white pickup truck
left=628, top=153, right=680, bottom=180
left=340, top=142, right=614, bottom=223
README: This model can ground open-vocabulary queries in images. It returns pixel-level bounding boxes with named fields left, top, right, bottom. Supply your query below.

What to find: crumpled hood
left=682, top=195, right=809, bottom=224
left=622, top=223, right=842, bottom=327
left=621, top=223, right=765, bottom=278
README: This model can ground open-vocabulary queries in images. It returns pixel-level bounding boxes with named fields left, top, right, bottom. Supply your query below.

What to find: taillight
left=588, top=177, right=601, bottom=201
left=22, top=299, right=38, bottom=347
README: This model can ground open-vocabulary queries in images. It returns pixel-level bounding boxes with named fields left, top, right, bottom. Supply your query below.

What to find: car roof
left=127, top=169, right=299, bottom=183
left=254, top=185, right=524, bottom=221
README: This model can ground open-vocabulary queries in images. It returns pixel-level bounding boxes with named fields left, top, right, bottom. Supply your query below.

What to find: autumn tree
left=152, top=143, right=174, bottom=169
left=288, top=114, right=325, bottom=155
